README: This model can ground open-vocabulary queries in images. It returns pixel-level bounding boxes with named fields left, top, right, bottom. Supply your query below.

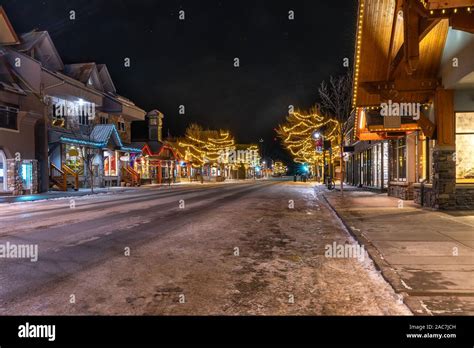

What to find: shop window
left=104, top=151, right=117, bottom=176
left=456, top=112, right=474, bottom=183
left=382, top=142, right=389, bottom=188
left=65, top=145, right=84, bottom=174
left=0, top=105, right=18, bottom=130
left=415, top=132, right=429, bottom=183
left=21, top=162, right=33, bottom=190
left=390, top=138, right=407, bottom=182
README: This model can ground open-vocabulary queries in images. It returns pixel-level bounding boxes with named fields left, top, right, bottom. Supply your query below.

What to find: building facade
left=1, top=7, right=147, bottom=193
left=349, top=0, right=474, bottom=209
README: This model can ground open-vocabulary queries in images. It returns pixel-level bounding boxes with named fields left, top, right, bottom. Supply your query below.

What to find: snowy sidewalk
left=322, top=188, right=474, bottom=315
left=0, top=187, right=135, bottom=204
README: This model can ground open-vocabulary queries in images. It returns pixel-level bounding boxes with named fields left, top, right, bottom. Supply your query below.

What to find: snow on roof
left=63, top=63, right=97, bottom=84
left=16, top=30, right=64, bottom=71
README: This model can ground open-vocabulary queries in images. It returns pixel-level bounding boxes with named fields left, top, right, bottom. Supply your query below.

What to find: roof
left=97, top=64, right=116, bottom=93
left=0, top=51, right=26, bottom=95
left=51, top=124, right=141, bottom=153
left=16, top=30, right=64, bottom=71
left=63, top=62, right=104, bottom=91
left=90, top=124, right=122, bottom=144
left=63, top=63, right=96, bottom=84
left=0, top=6, right=20, bottom=45
left=130, top=141, right=181, bottom=160
left=352, top=0, right=452, bottom=106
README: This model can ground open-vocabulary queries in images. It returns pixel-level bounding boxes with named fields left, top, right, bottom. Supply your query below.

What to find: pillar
left=433, top=89, right=456, bottom=209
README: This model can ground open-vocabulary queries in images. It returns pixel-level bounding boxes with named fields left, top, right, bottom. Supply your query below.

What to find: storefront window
left=456, top=112, right=474, bottom=183
left=372, top=144, right=381, bottom=188
left=415, top=132, right=428, bottom=183
left=21, top=162, right=33, bottom=190
left=382, top=142, right=389, bottom=187
left=104, top=151, right=117, bottom=176
left=390, top=138, right=407, bottom=182
left=65, top=145, right=84, bottom=174
left=135, top=157, right=149, bottom=179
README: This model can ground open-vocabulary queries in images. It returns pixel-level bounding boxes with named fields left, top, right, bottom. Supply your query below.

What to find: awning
left=50, top=124, right=142, bottom=153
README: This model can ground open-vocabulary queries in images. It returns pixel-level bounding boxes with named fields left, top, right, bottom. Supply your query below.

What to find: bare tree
left=63, top=104, right=97, bottom=193
left=317, top=71, right=353, bottom=194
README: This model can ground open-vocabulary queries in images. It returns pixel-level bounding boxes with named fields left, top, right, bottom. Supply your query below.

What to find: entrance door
left=0, top=150, right=6, bottom=192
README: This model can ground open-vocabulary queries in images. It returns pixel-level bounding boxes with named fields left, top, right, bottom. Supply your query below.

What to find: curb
left=320, top=192, right=423, bottom=315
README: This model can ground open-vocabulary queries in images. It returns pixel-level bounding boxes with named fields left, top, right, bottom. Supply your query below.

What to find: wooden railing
left=62, top=164, right=79, bottom=191
left=49, top=163, right=79, bottom=191
left=122, top=166, right=141, bottom=186
left=50, top=163, right=67, bottom=191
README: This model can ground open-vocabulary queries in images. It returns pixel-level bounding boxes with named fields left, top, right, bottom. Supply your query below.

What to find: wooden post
left=432, top=88, right=456, bottom=209
left=434, top=89, right=455, bottom=146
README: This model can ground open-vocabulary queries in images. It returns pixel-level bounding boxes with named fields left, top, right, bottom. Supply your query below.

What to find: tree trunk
left=89, top=161, right=94, bottom=194
left=339, top=131, right=344, bottom=196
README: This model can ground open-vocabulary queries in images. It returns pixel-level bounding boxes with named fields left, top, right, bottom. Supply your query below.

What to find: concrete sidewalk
left=323, top=188, right=474, bottom=315
left=0, top=187, right=135, bottom=204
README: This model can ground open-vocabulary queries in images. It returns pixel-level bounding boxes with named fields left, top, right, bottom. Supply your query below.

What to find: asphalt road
left=0, top=179, right=411, bottom=315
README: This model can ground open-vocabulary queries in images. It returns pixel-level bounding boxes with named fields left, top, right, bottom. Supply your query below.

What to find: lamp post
left=312, top=131, right=323, bottom=182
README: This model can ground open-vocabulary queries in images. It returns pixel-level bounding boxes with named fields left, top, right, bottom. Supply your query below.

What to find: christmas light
left=277, top=107, right=340, bottom=167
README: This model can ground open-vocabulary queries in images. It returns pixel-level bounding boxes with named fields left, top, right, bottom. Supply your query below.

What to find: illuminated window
left=21, top=162, right=32, bottom=190
left=415, top=132, right=429, bottom=183
left=390, top=138, right=407, bottom=182
left=456, top=112, right=474, bottom=183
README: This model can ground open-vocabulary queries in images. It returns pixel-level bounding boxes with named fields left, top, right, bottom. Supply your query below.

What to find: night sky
left=1, top=0, right=356, bottom=164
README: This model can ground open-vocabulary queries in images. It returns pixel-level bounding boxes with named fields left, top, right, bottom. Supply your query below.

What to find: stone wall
left=388, top=182, right=413, bottom=200
left=432, top=147, right=456, bottom=210
left=456, top=185, right=474, bottom=210
left=413, top=184, right=435, bottom=208
left=6, top=159, right=38, bottom=195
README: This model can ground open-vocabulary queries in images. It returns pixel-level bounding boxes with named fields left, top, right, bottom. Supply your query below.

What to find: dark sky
left=1, top=0, right=356, bottom=164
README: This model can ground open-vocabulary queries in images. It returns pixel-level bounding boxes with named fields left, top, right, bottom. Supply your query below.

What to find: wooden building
left=349, top=0, right=474, bottom=209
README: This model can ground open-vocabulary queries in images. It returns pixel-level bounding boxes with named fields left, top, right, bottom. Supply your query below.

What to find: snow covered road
left=0, top=179, right=411, bottom=315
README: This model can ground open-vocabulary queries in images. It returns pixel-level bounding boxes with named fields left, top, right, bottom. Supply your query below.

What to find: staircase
left=121, top=166, right=141, bottom=187
left=49, top=163, right=79, bottom=191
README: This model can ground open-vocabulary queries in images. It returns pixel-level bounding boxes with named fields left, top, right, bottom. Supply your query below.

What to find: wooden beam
left=389, top=17, right=441, bottom=78
left=361, top=78, right=440, bottom=94
left=386, top=0, right=403, bottom=80
left=357, top=132, right=387, bottom=141
left=403, top=0, right=421, bottom=75
left=426, top=0, right=474, bottom=10
left=417, top=111, right=436, bottom=138
left=434, top=89, right=454, bottom=146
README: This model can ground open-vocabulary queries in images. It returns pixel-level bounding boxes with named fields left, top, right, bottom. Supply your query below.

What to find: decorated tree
left=179, top=124, right=235, bottom=181
left=277, top=106, right=339, bottom=179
